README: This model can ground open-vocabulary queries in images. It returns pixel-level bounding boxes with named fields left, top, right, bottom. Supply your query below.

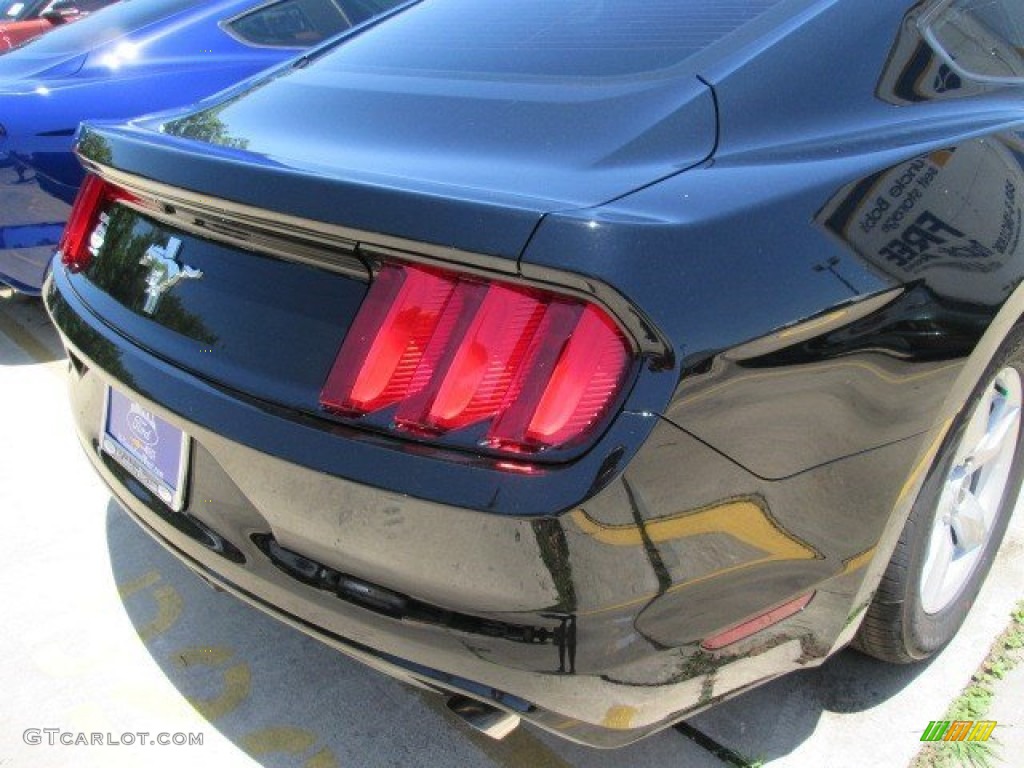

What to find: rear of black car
left=43, top=120, right=704, bottom=733
left=41, top=0, right=920, bottom=747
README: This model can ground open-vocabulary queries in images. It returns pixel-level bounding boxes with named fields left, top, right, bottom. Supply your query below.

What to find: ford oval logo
left=127, top=403, right=159, bottom=448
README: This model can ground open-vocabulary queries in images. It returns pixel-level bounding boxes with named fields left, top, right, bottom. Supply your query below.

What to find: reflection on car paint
left=818, top=138, right=1024, bottom=302
left=0, top=221, right=63, bottom=249
left=877, top=1, right=994, bottom=104
left=571, top=497, right=818, bottom=612
left=924, top=0, right=1024, bottom=83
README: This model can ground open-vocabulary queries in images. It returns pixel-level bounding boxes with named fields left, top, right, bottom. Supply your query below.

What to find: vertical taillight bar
left=58, top=174, right=137, bottom=272
left=321, top=261, right=633, bottom=459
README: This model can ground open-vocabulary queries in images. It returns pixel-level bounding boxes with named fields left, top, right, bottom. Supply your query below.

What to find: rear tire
left=854, top=325, right=1024, bottom=663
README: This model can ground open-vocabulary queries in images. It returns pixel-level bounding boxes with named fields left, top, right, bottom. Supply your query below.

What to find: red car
left=0, top=0, right=117, bottom=51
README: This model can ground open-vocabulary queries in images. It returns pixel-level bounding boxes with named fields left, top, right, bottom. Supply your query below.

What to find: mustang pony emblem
left=139, top=237, right=202, bottom=314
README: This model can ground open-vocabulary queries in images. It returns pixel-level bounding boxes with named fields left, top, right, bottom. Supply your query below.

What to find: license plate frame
left=100, top=386, right=190, bottom=512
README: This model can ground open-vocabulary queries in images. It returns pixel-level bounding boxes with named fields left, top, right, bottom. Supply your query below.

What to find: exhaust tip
left=446, top=695, right=521, bottom=740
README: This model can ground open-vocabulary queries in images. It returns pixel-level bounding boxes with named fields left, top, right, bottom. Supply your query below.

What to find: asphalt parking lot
left=2, top=289, right=1022, bottom=768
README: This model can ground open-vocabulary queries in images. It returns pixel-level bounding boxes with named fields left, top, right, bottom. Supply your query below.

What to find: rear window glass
left=71, top=0, right=122, bottom=12
left=9, top=0, right=198, bottom=56
left=1, top=0, right=46, bottom=19
left=318, top=0, right=784, bottom=78
left=343, top=0, right=400, bottom=15
left=227, top=0, right=352, bottom=48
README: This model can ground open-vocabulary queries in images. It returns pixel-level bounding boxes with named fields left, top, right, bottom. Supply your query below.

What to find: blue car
left=0, top=0, right=404, bottom=293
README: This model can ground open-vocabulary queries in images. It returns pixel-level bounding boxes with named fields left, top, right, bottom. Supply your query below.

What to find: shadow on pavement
left=102, top=489, right=941, bottom=768
left=686, top=638, right=935, bottom=763
left=103, top=500, right=513, bottom=768
left=104, top=499, right=723, bottom=768
left=0, top=290, right=63, bottom=366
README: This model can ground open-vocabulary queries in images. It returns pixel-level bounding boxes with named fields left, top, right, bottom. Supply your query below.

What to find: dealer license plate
left=100, top=387, right=189, bottom=511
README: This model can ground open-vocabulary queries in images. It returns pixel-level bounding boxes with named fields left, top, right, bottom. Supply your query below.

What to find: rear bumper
left=46, top=263, right=922, bottom=747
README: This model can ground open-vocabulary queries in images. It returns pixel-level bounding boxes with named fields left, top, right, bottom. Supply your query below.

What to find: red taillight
left=320, top=261, right=633, bottom=458
left=58, top=174, right=135, bottom=272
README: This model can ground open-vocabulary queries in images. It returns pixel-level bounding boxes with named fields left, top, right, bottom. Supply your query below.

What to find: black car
left=44, top=0, right=1024, bottom=747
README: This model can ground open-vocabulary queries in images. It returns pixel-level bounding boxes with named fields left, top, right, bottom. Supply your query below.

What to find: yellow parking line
left=303, top=748, right=340, bottom=768
left=242, top=726, right=317, bottom=753
left=241, top=726, right=339, bottom=767
left=116, top=570, right=185, bottom=642
left=174, top=646, right=252, bottom=721
left=137, top=584, right=184, bottom=642
left=117, top=570, right=162, bottom=599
